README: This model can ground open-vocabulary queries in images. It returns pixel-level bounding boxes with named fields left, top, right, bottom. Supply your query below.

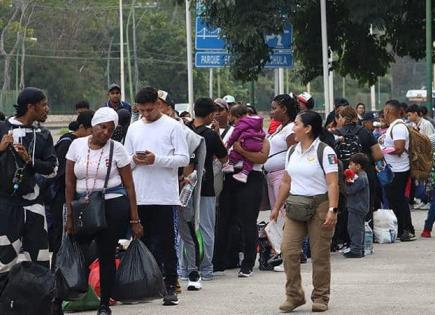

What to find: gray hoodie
left=346, top=170, right=370, bottom=214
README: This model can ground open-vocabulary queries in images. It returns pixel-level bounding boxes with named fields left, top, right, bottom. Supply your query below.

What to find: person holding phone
left=124, top=87, right=189, bottom=306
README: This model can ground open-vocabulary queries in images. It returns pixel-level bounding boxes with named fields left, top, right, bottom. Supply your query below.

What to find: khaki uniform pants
left=281, top=200, right=334, bottom=305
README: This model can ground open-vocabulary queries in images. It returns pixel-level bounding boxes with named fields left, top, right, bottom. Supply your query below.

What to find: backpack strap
left=316, top=142, right=327, bottom=175
left=220, top=125, right=231, bottom=140
left=389, top=121, right=409, bottom=153
left=287, top=144, right=297, bottom=163
left=103, top=140, right=114, bottom=192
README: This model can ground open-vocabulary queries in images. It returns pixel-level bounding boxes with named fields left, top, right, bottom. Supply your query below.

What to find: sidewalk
left=76, top=210, right=435, bottom=315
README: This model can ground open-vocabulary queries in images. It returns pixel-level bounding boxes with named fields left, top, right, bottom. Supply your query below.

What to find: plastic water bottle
left=364, top=222, right=374, bottom=255
left=179, top=170, right=198, bottom=207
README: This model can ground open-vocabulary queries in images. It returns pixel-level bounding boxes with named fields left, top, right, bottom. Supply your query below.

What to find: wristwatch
left=328, top=207, right=338, bottom=213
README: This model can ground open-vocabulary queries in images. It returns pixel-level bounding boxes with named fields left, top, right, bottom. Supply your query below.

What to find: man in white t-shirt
left=124, top=87, right=189, bottom=305
left=382, top=100, right=415, bottom=241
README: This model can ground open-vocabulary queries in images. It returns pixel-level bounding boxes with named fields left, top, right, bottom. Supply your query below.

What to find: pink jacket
left=226, top=115, right=265, bottom=147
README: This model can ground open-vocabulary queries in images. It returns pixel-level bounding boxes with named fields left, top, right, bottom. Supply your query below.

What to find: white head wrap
left=91, top=107, right=119, bottom=128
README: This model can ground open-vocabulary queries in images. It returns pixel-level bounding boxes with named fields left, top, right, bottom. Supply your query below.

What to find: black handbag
left=71, top=140, right=114, bottom=235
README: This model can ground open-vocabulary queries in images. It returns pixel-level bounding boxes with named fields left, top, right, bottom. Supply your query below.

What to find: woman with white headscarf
left=64, top=107, right=143, bottom=315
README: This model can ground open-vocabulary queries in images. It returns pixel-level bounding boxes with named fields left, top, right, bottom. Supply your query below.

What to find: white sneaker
left=187, top=271, right=202, bottom=291
left=233, top=172, right=248, bottom=183
left=273, top=264, right=285, bottom=272
left=420, top=203, right=430, bottom=210
left=222, top=164, right=235, bottom=173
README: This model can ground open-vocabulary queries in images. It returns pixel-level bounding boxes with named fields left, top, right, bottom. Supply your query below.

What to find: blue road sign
left=195, top=51, right=293, bottom=69
left=265, top=25, right=292, bottom=50
left=195, top=17, right=226, bottom=50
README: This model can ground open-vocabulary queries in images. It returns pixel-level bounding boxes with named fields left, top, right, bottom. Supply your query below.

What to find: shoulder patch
left=327, top=154, right=338, bottom=165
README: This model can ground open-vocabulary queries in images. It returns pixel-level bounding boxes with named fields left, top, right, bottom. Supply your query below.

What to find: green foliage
left=201, top=0, right=434, bottom=85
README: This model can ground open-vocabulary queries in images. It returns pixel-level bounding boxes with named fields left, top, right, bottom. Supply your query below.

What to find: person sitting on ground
left=222, top=104, right=266, bottom=183
left=344, top=153, right=370, bottom=258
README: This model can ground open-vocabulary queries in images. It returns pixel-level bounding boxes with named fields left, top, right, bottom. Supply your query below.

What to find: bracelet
left=130, top=219, right=141, bottom=224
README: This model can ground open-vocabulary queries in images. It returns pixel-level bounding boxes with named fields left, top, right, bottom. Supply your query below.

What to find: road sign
left=195, top=17, right=226, bottom=50
left=195, top=17, right=293, bottom=51
left=195, top=51, right=293, bottom=69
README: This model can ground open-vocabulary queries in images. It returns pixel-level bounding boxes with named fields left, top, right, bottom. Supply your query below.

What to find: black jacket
left=0, top=117, right=57, bottom=201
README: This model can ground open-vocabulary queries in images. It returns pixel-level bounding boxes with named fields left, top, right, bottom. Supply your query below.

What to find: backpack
left=334, top=126, right=363, bottom=169
left=288, top=142, right=347, bottom=209
left=390, top=122, right=433, bottom=180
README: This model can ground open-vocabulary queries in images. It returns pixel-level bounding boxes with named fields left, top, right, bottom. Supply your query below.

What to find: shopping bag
left=112, top=239, right=166, bottom=302
left=373, top=209, right=398, bottom=244
left=55, top=235, right=88, bottom=300
left=0, top=262, right=55, bottom=315
left=62, top=285, right=100, bottom=313
left=265, top=214, right=285, bottom=253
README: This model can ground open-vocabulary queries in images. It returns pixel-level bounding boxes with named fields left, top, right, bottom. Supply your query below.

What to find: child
left=222, top=104, right=265, bottom=183
left=344, top=153, right=370, bottom=258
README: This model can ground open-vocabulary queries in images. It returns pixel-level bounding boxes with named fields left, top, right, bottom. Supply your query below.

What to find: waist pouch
left=286, top=193, right=328, bottom=222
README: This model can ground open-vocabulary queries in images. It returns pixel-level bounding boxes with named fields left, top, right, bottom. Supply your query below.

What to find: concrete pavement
left=76, top=210, right=435, bottom=315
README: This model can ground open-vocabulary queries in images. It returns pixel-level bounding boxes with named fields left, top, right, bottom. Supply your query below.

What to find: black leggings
left=215, top=171, right=264, bottom=271
left=76, top=196, right=129, bottom=305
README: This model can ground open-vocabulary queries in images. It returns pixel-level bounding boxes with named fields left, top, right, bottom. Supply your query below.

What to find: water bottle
left=364, top=221, right=374, bottom=255
left=179, top=170, right=198, bottom=207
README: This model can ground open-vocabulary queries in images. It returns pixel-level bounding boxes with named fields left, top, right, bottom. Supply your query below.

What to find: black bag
left=55, top=235, right=88, bottom=300
left=112, top=239, right=165, bottom=302
left=0, top=262, right=55, bottom=315
left=334, top=126, right=363, bottom=169
left=71, top=140, right=114, bottom=235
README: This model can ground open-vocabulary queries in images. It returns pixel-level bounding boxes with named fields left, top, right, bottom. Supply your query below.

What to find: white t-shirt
left=124, top=115, right=189, bottom=206
left=383, top=119, right=410, bottom=172
left=264, top=123, right=294, bottom=172
left=66, top=136, right=131, bottom=199
left=286, top=139, right=338, bottom=196
left=417, top=118, right=435, bottom=137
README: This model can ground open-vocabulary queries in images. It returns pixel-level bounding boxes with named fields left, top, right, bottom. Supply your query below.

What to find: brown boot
left=279, top=298, right=305, bottom=312
left=312, top=302, right=328, bottom=312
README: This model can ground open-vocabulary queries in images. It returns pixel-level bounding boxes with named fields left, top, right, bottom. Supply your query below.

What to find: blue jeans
left=425, top=190, right=435, bottom=231
left=199, top=196, right=216, bottom=278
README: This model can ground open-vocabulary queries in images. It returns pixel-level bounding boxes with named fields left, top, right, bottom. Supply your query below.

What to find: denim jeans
left=425, top=190, right=435, bottom=231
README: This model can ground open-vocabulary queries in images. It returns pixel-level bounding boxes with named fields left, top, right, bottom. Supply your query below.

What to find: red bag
left=88, top=258, right=121, bottom=303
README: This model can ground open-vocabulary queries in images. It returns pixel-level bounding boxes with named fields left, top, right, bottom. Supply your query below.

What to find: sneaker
left=300, top=252, right=308, bottom=264
left=187, top=271, right=202, bottom=291
left=421, top=229, right=432, bottom=238
left=201, top=274, right=214, bottom=281
left=273, top=264, right=285, bottom=272
left=163, top=285, right=179, bottom=306
left=338, top=246, right=350, bottom=254
left=343, top=251, right=363, bottom=258
left=420, top=203, right=430, bottom=210
left=238, top=268, right=253, bottom=278
left=400, top=230, right=416, bottom=242
left=213, top=270, right=225, bottom=276
left=222, top=163, right=235, bottom=173
left=233, top=172, right=248, bottom=183
left=97, top=305, right=112, bottom=315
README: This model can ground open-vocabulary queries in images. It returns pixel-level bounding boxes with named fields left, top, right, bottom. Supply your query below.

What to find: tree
left=200, top=0, right=435, bottom=85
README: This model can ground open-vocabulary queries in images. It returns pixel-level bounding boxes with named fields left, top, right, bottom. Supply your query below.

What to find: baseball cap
left=297, top=92, right=312, bottom=105
left=158, top=90, right=175, bottom=109
left=214, top=98, right=229, bottom=111
left=362, top=112, right=377, bottom=121
left=108, top=83, right=121, bottom=92
left=223, top=95, right=236, bottom=104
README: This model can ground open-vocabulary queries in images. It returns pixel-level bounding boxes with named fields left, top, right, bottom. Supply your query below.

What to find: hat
left=92, top=107, right=119, bottom=128
left=108, top=83, right=121, bottom=92
left=223, top=95, right=236, bottom=104
left=297, top=92, right=312, bottom=105
left=214, top=98, right=229, bottom=111
left=158, top=90, right=175, bottom=109
left=362, top=112, right=377, bottom=121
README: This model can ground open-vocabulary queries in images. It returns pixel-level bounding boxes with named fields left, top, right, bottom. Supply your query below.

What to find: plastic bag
left=265, top=214, right=285, bottom=253
left=0, top=262, right=55, bottom=315
left=88, top=258, right=121, bottom=297
left=112, top=239, right=165, bottom=302
left=55, top=235, right=88, bottom=300
left=62, top=285, right=100, bottom=313
left=364, top=221, right=374, bottom=255
left=373, top=209, right=398, bottom=244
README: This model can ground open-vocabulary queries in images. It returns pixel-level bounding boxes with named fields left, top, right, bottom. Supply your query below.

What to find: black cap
left=108, top=83, right=121, bottom=92
left=362, top=112, right=377, bottom=121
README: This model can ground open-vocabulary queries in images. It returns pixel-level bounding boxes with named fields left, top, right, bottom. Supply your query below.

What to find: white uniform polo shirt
left=285, top=138, right=338, bottom=196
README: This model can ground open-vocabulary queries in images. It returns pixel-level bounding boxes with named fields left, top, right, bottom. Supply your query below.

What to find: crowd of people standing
left=0, top=84, right=433, bottom=314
